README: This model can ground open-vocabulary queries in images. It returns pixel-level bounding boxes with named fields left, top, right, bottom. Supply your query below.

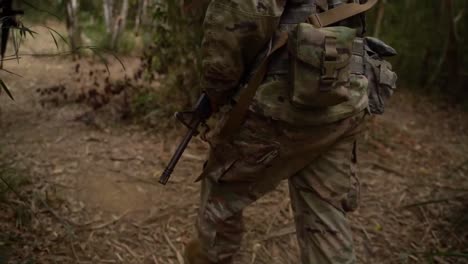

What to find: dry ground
left=0, top=25, right=468, bottom=264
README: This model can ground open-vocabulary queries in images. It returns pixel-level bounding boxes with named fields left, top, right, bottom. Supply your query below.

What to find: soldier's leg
left=190, top=111, right=366, bottom=263
left=195, top=175, right=280, bottom=263
left=191, top=113, right=285, bottom=263
left=289, top=137, right=359, bottom=264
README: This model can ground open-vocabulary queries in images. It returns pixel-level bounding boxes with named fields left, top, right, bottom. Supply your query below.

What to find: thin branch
left=163, top=219, right=184, bottom=264
left=82, top=210, right=130, bottom=230
left=0, top=174, right=25, bottom=202
left=1, top=67, right=23, bottom=77
left=401, top=194, right=468, bottom=209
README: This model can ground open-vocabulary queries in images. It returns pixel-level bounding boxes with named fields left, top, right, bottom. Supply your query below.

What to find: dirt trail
left=1, top=25, right=468, bottom=264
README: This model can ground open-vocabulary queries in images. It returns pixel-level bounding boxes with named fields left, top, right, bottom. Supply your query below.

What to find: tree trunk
left=445, top=0, right=461, bottom=93
left=134, top=0, right=147, bottom=35
left=65, top=0, right=81, bottom=58
left=142, top=0, right=148, bottom=25
left=373, top=0, right=386, bottom=38
left=110, top=0, right=129, bottom=50
left=103, top=0, right=114, bottom=34
left=426, top=0, right=448, bottom=87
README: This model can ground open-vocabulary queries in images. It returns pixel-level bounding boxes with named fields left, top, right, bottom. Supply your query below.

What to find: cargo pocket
left=197, top=142, right=240, bottom=183
left=288, top=24, right=356, bottom=109
left=201, top=115, right=280, bottom=183
left=220, top=143, right=279, bottom=183
left=365, top=38, right=398, bottom=115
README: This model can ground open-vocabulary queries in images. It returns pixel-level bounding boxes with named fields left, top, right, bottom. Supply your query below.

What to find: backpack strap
left=309, top=0, right=378, bottom=28
left=218, top=32, right=288, bottom=140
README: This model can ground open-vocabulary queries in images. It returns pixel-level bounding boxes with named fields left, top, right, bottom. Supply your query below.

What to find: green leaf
left=44, top=26, right=68, bottom=46
left=10, top=30, right=20, bottom=64
left=49, top=31, right=59, bottom=50
left=0, top=79, right=14, bottom=100
left=18, top=25, right=38, bottom=39
left=85, top=46, right=126, bottom=73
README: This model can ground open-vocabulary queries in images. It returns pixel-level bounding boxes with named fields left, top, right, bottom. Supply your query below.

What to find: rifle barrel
left=159, top=127, right=197, bottom=185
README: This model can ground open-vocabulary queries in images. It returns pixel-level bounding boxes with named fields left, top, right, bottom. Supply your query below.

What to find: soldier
left=184, top=0, right=396, bottom=263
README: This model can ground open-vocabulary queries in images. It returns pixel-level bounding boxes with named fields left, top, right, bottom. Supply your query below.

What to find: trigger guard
left=175, top=111, right=198, bottom=132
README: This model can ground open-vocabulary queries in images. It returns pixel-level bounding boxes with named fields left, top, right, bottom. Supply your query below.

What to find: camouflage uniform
left=191, top=0, right=373, bottom=263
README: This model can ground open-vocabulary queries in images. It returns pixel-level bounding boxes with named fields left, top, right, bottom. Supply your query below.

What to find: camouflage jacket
left=201, top=0, right=368, bottom=125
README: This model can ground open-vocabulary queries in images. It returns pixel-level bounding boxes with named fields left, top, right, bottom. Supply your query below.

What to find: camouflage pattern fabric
left=200, top=0, right=286, bottom=106
left=364, top=37, right=398, bottom=115
left=194, top=0, right=372, bottom=263
left=288, top=25, right=357, bottom=108
left=196, top=110, right=366, bottom=263
left=201, top=0, right=368, bottom=125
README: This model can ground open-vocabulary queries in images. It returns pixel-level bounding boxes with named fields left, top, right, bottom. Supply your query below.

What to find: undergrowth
left=0, top=155, right=31, bottom=264
left=0, top=160, right=29, bottom=204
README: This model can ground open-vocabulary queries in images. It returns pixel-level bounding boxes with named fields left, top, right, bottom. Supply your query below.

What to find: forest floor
left=1, top=24, right=468, bottom=264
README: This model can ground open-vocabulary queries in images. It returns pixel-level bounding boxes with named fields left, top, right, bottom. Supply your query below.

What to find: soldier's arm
left=201, top=0, right=286, bottom=108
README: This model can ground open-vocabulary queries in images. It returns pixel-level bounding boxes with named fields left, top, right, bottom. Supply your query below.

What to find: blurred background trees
left=367, top=0, right=468, bottom=98
left=13, top=0, right=468, bottom=110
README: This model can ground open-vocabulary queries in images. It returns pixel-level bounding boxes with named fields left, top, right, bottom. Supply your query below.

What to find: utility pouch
left=288, top=24, right=357, bottom=108
left=364, top=37, right=398, bottom=115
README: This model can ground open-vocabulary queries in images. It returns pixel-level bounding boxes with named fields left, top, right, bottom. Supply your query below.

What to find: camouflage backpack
left=364, top=37, right=398, bottom=114
left=221, top=0, right=397, bottom=136
left=286, top=0, right=397, bottom=111
left=288, top=24, right=359, bottom=108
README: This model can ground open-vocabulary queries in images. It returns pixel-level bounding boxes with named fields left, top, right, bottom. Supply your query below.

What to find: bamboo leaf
left=19, top=26, right=37, bottom=39
left=86, top=46, right=126, bottom=73
left=11, top=30, right=20, bottom=64
left=44, top=26, right=68, bottom=46
left=49, top=31, right=59, bottom=50
left=0, top=79, right=14, bottom=100
left=1, top=68, right=22, bottom=78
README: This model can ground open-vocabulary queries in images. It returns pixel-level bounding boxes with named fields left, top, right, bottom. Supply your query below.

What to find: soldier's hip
left=198, top=110, right=367, bottom=187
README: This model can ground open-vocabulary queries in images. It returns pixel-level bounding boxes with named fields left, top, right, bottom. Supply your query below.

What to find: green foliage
left=132, top=92, right=159, bottom=115
left=0, top=12, right=39, bottom=101
left=131, top=0, right=209, bottom=118
left=117, top=31, right=138, bottom=54
left=19, top=0, right=142, bottom=54
left=19, top=0, right=103, bottom=22
left=367, top=0, right=468, bottom=96
left=19, top=0, right=66, bottom=22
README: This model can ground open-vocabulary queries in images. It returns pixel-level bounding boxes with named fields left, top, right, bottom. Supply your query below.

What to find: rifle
left=159, top=93, right=212, bottom=185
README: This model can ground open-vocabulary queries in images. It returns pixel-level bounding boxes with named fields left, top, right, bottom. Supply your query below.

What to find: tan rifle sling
left=309, top=0, right=378, bottom=27
left=217, top=0, right=378, bottom=141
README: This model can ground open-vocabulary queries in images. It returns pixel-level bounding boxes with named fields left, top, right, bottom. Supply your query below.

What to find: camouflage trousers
left=196, top=110, right=367, bottom=264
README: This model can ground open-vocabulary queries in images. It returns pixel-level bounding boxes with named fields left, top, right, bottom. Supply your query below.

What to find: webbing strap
left=218, top=32, right=288, bottom=140
left=309, top=0, right=378, bottom=28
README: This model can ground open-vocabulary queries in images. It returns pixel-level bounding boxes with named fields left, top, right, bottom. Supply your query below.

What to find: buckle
left=321, top=60, right=337, bottom=86
left=308, top=14, right=323, bottom=28
left=321, top=36, right=339, bottom=87
left=352, top=38, right=365, bottom=56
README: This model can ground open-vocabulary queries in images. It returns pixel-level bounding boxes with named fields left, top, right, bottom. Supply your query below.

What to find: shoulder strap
left=309, top=0, right=378, bottom=28
left=217, top=32, right=288, bottom=140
